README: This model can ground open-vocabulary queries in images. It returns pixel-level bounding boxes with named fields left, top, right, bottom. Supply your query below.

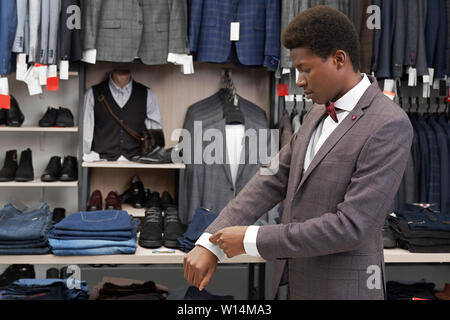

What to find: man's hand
left=183, top=245, right=218, bottom=291
left=209, top=226, right=248, bottom=258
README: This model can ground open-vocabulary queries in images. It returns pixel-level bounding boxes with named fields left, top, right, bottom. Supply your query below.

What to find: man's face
left=290, top=47, right=340, bottom=105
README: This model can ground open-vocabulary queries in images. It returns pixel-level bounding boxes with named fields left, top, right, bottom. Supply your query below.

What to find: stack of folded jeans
left=177, top=207, right=218, bottom=252
left=0, top=279, right=89, bottom=300
left=0, top=202, right=52, bottom=255
left=48, top=210, right=139, bottom=255
left=388, top=203, right=450, bottom=253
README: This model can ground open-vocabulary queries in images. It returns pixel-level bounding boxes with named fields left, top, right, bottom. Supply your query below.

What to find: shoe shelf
left=0, top=248, right=449, bottom=265
left=0, top=126, right=78, bottom=132
left=0, top=178, right=78, bottom=187
left=0, top=245, right=265, bottom=265
left=82, top=161, right=185, bottom=169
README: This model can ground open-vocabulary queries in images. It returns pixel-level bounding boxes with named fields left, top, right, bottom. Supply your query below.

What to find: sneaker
left=38, top=107, right=58, bottom=127
left=55, top=107, right=74, bottom=127
left=163, top=207, right=184, bottom=249
left=139, top=207, right=163, bottom=248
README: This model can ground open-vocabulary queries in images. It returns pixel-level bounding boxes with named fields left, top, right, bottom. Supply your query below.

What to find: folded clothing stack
left=0, top=279, right=89, bottom=300
left=0, top=202, right=52, bottom=255
left=177, top=207, right=218, bottom=253
left=388, top=203, right=450, bottom=253
left=387, top=280, right=437, bottom=300
left=48, top=210, right=139, bottom=255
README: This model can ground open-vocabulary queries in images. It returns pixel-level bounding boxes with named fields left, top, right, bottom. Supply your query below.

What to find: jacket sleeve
left=205, top=133, right=293, bottom=234
left=82, top=0, right=102, bottom=50
left=263, top=0, right=281, bottom=70
left=168, top=0, right=189, bottom=54
left=188, top=0, right=203, bottom=54
left=256, top=116, right=414, bottom=260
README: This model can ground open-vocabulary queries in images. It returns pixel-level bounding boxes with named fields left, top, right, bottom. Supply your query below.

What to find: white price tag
left=284, top=95, right=294, bottom=102
left=230, top=22, right=240, bottom=41
left=408, top=67, right=417, bottom=87
left=59, top=60, right=69, bottom=80
left=0, top=77, right=9, bottom=95
left=282, top=68, right=290, bottom=74
left=422, top=82, right=430, bottom=98
left=428, top=68, right=434, bottom=86
left=47, top=65, right=57, bottom=78
left=37, top=65, right=48, bottom=85
left=81, top=49, right=97, bottom=64
left=16, top=54, right=28, bottom=81
left=433, top=78, right=440, bottom=90
left=23, top=67, right=43, bottom=95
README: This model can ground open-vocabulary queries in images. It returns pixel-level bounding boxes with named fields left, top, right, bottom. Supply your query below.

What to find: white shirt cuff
left=244, top=226, right=261, bottom=257
left=195, top=233, right=226, bottom=261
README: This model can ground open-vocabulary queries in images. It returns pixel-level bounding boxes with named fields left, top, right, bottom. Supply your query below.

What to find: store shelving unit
left=81, top=161, right=185, bottom=169
left=0, top=179, right=77, bottom=188
left=0, top=126, right=78, bottom=132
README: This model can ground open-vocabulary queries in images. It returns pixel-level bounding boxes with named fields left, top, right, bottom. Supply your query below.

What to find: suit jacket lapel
left=294, top=76, right=381, bottom=194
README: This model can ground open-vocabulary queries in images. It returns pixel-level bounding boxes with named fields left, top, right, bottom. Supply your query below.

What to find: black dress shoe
left=0, top=150, right=19, bottom=182
left=52, top=208, right=66, bottom=224
left=145, top=191, right=161, bottom=209
left=0, top=265, right=35, bottom=288
left=55, top=107, right=74, bottom=127
left=119, top=187, right=133, bottom=204
left=6, top=95, right=24, bottom=127
left=46, top=267, right=60, bottom=279
left=163, top=207, right=184, bottom=248
left=41, top=156, right=62, bottom=182
left=60, top=156, right=78, bottom=181
left=130, top=175, right=146, bottom=208
left=139, top=207, right=163, bottom=248
left=161, top=191, right=176, bottom=210
left=38, top=107, right=58, bottom=127
left=138, top=147, right=174, bottom=164
left=0, top=109, right=6, bottom=125
left=15, top=149, right=34, bottom=182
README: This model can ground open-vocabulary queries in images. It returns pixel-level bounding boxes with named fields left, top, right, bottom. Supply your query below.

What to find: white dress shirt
left=196, top=74, right=372, bottom=259
left=83, top=75, right=163, bottom=161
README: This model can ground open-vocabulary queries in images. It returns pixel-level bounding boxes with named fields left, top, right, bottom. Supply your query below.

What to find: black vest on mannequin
left=92, top=79, right=147, bottom=161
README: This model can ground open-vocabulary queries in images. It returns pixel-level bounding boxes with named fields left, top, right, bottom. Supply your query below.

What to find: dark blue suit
left=410, top=115, right=421, bottom=203
left=430, top=116, right=449, bottom=214
left=424, top=116, right=441, bottom=205
left=439, top=115, right=450, bottom=212
left=416, top=115, right=430, bottom=203
left=434, top=0, right=448, bottom=79
left=189, top=0, right=280, bottom=71
left=0, top=0, right=17, bottom=75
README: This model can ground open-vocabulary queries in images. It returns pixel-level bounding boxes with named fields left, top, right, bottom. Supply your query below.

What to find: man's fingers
left=199, top=266, right=216, bottom=291
left=209, top=232, right=220, bottom=244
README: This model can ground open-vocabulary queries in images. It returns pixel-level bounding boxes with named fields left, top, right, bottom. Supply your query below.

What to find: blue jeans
left=54, top=210, right=134, bottom=232
left=177, top=207, right=218, bottom=252
left=4, top=279, right=89, bottom=300
left=396, top=203, right=450, bottom=232
left=0, top=246, right=50, bottom=255
left=51, top=245, right=137, bottom=256
left=0, top=203, right=52, bottom=241
left=49, top=237, right=137, bottom=250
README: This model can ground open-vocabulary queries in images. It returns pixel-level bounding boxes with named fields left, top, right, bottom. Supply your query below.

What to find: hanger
left=222, top=69, right=245, bottom=125
left=300, top=94, right=307, bottom=122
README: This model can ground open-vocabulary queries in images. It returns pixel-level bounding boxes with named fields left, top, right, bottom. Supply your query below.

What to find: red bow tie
left=325, top=102, right=339, bottom=123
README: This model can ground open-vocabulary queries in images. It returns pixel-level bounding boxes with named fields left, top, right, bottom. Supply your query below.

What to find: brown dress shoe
left=105, top=191, right=122, bottom=210
left=435, top=283, right=450, bottom=300
left=87, top=190, right=103, bottom=211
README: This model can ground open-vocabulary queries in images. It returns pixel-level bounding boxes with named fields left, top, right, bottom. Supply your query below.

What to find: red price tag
left=47, top=77, right=59, bottom=91
left=277, top=84, right=289, bottom=96
left=0, top=95, right=11, bottom=110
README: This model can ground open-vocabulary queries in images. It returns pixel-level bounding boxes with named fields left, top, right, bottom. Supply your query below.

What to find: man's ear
left=334, top=50, right=347, bottom=70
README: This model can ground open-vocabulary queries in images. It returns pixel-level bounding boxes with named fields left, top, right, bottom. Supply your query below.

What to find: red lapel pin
left=352, top=115, right=357, bottom=121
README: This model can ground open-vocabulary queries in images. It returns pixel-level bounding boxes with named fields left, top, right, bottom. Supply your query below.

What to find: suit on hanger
left=0, top=0, right=17, bottom=74
left=189, top=0, right=280, bottom=71
left=82, top=0, right=189, bottom=65
left=431, top=115, right=449, bottom=214
left=359, top=0, right=373, bottom=74
left=40, top=0, right=50, bottom=64
left=204, top=76, right=413, bottom=299
left=414, top=115, right=430, bottom=203
left=28, top=0, right=41, bottom=63
left=424, top=117, right=440, bottom=205
left=46, top=0, right=61, bottom=65
left=375, top=0, right=395, bottom=79
left=392, top=0, right=406, bottom=78
left=12, top=0, right=27, bottom=54
left=434, top=0, right=448, bottom=79
left=59, top=0, right=82, bottom=62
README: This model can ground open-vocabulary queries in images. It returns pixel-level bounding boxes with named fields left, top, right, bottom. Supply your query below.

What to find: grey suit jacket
left=29, top=0, right=41, bottom=63
left=205, top=76, right=414, bottom=300
left=82, top=0, right=189, bottom=65
left=12, top=0, right=28, bottom=53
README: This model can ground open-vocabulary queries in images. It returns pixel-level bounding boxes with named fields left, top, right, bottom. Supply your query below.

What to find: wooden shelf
left=0, top=245, right=265, bottom=265
left=0, top=178, right=78, bottom=187
left=0, top=126, right=78, bottom=132
left=0, top=248, right=449, bottom=265
left=82, top=161, right=185, bottom=169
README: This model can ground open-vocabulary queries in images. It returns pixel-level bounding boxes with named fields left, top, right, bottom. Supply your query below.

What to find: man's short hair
left=282, top=5, right=360, bottom=72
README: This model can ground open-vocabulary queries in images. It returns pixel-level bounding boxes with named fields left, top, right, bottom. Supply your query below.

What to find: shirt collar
left=334, top=73, right=371, bottom=112
left=108, top=73, right=133, bottom=94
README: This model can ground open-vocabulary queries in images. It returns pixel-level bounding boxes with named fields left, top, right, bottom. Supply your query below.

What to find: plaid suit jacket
left=189, top=0, right=280, bottom=70
left=205, top=76, right=414, bottom=300
left=82, top=0, right=189, bottom=65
